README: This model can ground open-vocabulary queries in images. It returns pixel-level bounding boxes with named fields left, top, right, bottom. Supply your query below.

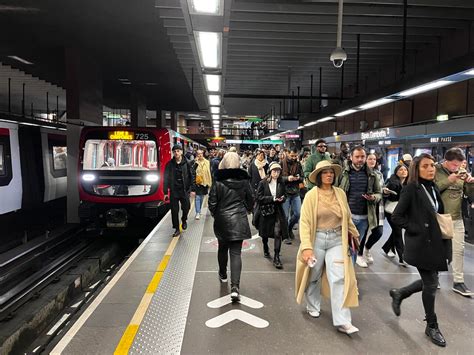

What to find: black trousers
left=218, top=240, right=243, bottom=288
left=398, top=268, right=439, bottom=325
left=170, top=194, right=190, bottom=230
left=382, top=213, right=405, bottom=261
left=358, top=225, right=384, bottom=255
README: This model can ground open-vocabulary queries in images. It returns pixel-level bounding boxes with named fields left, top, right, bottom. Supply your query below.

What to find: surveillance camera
left=330, top=47, right=347, bottom=68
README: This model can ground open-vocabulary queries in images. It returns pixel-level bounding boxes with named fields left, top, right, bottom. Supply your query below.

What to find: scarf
left=254, top=158, right=267, bottom=179
left=195, top=158, right=212, bottom=187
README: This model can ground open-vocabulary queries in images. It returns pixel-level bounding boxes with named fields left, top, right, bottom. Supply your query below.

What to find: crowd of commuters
left=162, top=141, right=473, bottom=347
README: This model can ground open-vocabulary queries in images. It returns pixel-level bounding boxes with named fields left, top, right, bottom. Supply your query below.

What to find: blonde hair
left=219, top=152, right=241, bottom=169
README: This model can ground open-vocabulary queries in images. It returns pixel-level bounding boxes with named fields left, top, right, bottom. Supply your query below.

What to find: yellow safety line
left=114, top=201, right=194, bottom=355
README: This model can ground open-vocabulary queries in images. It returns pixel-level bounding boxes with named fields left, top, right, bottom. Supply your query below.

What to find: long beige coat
left=295, top=186, right=360, bottom=308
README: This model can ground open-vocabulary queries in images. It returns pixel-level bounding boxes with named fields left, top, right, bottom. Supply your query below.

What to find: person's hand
left=362, top=193, right=375, bottom=201
left=382, top=187, right=390, bottom=195
left=448, top=173, right=460, bottom=183
left=301, top=249, right=315, bottom=263
left=465, top=174, right=474, bottom=183
left=190, top=191, right=196, bottom=197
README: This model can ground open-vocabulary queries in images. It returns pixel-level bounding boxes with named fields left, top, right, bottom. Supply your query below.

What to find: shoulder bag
left=384, top=200, right=398, bottom=214
left=421, top=184, right=454, bottom=240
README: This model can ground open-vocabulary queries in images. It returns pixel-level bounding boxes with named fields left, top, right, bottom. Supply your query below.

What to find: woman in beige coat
left=295, top=160, right=360, bottom=334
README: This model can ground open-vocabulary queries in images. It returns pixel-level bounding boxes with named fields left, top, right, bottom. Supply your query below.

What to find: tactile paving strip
left=130, top=208, right=208, bottom=354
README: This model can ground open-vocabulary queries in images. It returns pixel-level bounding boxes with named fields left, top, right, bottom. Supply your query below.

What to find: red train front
left=78, top=127, right=200, bottom=228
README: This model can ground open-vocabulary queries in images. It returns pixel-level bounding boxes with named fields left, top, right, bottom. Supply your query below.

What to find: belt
left=316, top=226, right=342, bottom=233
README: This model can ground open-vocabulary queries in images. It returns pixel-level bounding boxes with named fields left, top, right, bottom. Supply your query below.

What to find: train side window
left=0, top=144, right=4, bottom=176
left=0, top=135, right=13, bottom=186
left=48, top=135, right=67, bottom=178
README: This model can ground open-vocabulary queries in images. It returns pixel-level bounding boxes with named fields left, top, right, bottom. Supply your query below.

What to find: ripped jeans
left=305, top=228, right=351, bottom=326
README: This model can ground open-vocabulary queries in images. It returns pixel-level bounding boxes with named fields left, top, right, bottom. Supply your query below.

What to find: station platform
left=50, top=203, right=474, bottom=354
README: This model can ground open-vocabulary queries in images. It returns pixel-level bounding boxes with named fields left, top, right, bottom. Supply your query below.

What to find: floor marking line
left=146, top=272, right=163, bottom=293
left=130, top=293, right=154, bottom=325
left=157, top=255, right=171, bottom=271
left=207, top=294, right=264, bottom=309
left=205, top=310, right=269, bottom=329
left=113, top=324, right=139, bottom=355
left=50, top=211, right=171, bottom=355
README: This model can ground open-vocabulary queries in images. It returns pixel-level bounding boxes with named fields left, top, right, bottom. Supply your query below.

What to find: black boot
left=389, top=288, right=403, bottom=316
left=273, top=254, right=283, bottom=269
left=263, top=243, right=271, bottom=258
left=425, top=323, right=446, bottom=347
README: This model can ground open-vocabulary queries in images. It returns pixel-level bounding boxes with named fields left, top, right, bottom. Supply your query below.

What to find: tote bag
left=421, top=185, right=454, bottom=240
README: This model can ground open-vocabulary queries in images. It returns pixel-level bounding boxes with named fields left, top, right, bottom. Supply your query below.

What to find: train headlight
left=145, top=173, right=159, bottom=183
left=82, top=173, right=96, bottom=182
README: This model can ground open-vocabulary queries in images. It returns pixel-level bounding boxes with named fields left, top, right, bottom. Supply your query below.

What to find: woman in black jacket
left=381, top=164, right=408, bottom=264
left=248, top=149, right=268, bottom=190
left=208, top=152, right=254, bottom=302
left=390, top=153, right=452, bottom=347
left=255, top=162, right=289, bottom=269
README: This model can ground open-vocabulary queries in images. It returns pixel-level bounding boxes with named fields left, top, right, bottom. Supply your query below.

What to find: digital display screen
left=108, top=131, right=134, bottom=140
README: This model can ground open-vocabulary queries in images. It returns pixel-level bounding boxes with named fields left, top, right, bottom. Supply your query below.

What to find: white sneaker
left=195, top=213, right=200, bottom=220
left=387, top=251, right=396, bottom=258
left=307, top=310, right=320, bottom=318
left=364, top=248, right=374, bottom=264
left=356, top=255, right=368, bottom=268
left=337, top=324, right=359, bottom=334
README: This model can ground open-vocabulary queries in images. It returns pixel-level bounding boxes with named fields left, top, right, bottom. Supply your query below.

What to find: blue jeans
left=305, top=229, right=351, bottom=326
left=352, top=216, right=368, bottom=254
left=282, top=194, right=301, bottom=230
left=195, top=194, right=204, bottom=214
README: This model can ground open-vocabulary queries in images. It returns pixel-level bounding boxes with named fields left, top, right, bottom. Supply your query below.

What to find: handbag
left=384, top=200, right=398, bottom=214
left=421, top=184, right=454, bottom=240
left=436, top=213, right=454, bottom=240
left=260, top=203, right=275, bottom=217
left=195, top=174, right=203, bottom=185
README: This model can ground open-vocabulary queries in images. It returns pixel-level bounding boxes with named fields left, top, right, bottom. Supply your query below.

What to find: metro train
left=0, top=119, right=67, bottom=216
left=78, top=127, right=204, bottom=228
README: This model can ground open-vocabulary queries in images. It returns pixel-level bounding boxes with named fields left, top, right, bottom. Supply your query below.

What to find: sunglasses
left=317, top=145, right=328, bottom=148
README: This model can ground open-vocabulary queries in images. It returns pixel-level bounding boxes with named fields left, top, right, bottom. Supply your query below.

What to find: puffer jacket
left=208, top=168, right=254, bottom=242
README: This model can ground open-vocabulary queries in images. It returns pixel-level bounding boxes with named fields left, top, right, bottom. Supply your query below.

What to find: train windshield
left=83, top=139, right=158, bottom=171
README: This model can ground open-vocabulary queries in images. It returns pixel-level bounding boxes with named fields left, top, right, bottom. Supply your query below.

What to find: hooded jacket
left=208, top=169, right=254, bottom=242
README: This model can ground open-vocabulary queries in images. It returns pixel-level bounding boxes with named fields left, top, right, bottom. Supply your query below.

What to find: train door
left=0, top=123, right=22, bottom=215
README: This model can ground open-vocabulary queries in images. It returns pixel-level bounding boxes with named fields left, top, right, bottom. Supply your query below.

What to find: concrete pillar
left=130, top=90, right=146, bottom=127
left=65, top=47, right=103, bottom=223
left=155, top=109, right=165, bottom=128
left=170, top=111, right=177, bottom=131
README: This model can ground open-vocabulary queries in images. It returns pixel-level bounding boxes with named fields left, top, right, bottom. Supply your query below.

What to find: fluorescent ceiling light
left=212, top=114, right=220, bottom=121
left=436, top=114, right=449, bottom=121
left=304, top=121, right=318, bottom=127
left=195, top=31, right=222, bottom=69
left=210, top=107, right=220, bottom=114
left=8, top=55, right=33, bottom=65
left=359, top=98, right=394, bottom=110
left=297, top=126, right=303, bottom=129
left=398, top=80, right=451, bottom=97
left=189, top=0, right=221, bottom=15
left=204, top=74, right=221, bottom=92
left=464, top=69, right=474, bottom=75
left=208, top=95, right=221, bottom=106
left=316, top=116, right=335, bottom=123
left=335, top=109, right=357, bottom=117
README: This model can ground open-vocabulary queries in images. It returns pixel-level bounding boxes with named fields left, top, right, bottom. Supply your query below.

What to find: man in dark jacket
left=163, top=144, right=194, bottom=237
left=281, top=146, right=304, bottom=244
left=303, top=138, right=331, bottom=190
left=337, top=145, right=382, bottom=268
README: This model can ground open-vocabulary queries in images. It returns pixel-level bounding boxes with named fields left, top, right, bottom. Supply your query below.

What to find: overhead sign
left=284, top=134, right=300, bottom=139
left=361, top=128, right=390, bottom=140
left=226, top=139, right=283, bottom=145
